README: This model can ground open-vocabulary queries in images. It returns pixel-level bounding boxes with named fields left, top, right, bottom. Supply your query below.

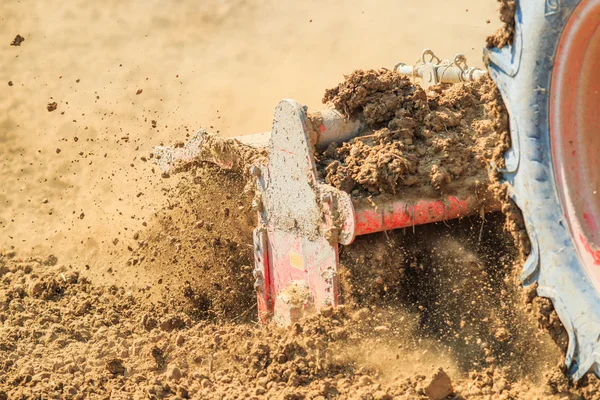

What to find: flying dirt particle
left=424, top=368, right=454, bottom=400
left=486, top=19, right=491, bottom=23
left=73, top=137, right=79, bottom=142
left=113, top=238, right=119, bottom=245
left=42, top=198, right=48, bottom=204
left=47, top=102, right=58, bottom=112
left=8, top=81, right=13, bottom=86
left=55, top=148, right=61, bottom=154
left=136, top=89, right=143, bottom=95
left=136, top=192, right=143, bottom=197
left=79, top=213, right=85, bottom=220
left=10, top=34, right=25, bottom=46
left=151, top=120, right=157, bottom=128
left=76, top=79, right=80, bottom=83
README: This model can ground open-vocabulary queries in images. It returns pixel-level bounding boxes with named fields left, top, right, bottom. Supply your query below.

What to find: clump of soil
left=486, top=0, right=517, bottom=49
left=319, top=69, right=505, bottom=199
left=46, top=101, right=57, bottom=112
left=10, top=34, right=24, bottom=46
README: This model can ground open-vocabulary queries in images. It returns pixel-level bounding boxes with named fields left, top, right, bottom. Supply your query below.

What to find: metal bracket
left=395, top=49, right=486, bottom=89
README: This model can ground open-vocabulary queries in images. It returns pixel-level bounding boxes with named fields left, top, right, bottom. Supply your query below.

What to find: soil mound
left=319, top=70, right=506, bottom=200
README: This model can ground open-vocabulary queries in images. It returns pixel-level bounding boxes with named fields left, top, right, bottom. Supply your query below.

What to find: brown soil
left=319, top=70, right=504, bottom=203
left=0, top=130, right=594, bottom=399
left=486, top=0, right=517, bottom=49
left=2, top=248, right=600, bottom=399
left=2, top=1, right=599, bottom=399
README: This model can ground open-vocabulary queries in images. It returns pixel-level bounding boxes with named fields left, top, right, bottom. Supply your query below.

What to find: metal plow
left=155, top=51, right=497, bottom=326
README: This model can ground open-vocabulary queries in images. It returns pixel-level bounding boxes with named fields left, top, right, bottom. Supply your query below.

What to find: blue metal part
left=485, top=0, right=600, bottom=380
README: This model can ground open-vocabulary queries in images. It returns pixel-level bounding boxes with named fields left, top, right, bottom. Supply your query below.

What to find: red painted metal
left=264, top=229, right=339, bottom=313
left=253, top=229, right=272, bottom=322
left=550, top=0, right=600, bottom=289
left=353, top=195, right=483, bottom=236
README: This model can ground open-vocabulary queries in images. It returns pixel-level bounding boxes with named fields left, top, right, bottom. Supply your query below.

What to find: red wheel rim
left=550, top=0, right=600, bottom=290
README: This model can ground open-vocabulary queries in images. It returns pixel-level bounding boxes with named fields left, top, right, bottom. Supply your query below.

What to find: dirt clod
left=424, top=368, right=454, bottom=400
left=106, top=358, right=126, bottom=375
left=486, top=0, right=516, bottom=49
left=10, top=34, right=24, bottom=46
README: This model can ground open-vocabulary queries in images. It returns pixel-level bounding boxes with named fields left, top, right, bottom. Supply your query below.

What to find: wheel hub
left=550, top=0, right=600, bottom=289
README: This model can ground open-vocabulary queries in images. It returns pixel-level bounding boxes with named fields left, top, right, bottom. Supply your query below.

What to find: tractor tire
left=486, top=0, right=600, bottom=380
